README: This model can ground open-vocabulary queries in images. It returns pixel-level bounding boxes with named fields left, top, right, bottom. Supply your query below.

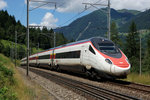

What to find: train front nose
left=109, top=57, right=131, bottom=77
left=111, top=64, right=131, bottom=77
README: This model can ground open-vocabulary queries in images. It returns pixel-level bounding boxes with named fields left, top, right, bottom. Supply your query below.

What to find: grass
left=13, top=68, right=36, bottom=100
left=0, top=54, right=36, bottom=100
left=123, top=73, right=150, bottom=85
left=0, top=54, right=18, bottom=100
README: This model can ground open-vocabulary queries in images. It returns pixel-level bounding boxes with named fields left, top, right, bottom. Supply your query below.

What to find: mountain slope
left=56, top=9, right=107, bottom=40
left=117, top=9, right=141, bottom=15
left=119, top=9, right=150, bottom=32
left=55, top=8, right=135, bottom=40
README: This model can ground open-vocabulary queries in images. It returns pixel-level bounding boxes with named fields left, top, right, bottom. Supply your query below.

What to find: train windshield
left=98, top=43, right=119, bottom=54
left=91, top=38, right=122, bottom=58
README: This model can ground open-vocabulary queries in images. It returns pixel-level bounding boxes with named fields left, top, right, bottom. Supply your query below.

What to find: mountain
left=117, top=9, right=141, bottom=15
left=55, top=8, right=136, bottom=40
left=119, top=9, right=150, bottom=32
left=56, top=9, right=107, bottom=40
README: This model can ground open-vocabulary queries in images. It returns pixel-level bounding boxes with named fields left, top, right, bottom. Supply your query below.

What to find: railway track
left=106, top=80, right=150, bottom=95
left=22, top=66, right=139, bottom=100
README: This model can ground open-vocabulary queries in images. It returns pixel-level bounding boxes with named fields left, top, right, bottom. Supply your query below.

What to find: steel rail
left=23, top=66, right=139, bottom=100
left=106, top=80, right=150, bottom=94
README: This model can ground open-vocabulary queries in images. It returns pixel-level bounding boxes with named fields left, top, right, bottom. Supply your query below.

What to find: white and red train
left=21, top=37, right=131, bottom=79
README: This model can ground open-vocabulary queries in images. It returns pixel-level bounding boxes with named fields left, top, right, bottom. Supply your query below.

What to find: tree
left=6, top=25, right=15, bottom=41
left=0, top=27, right=5, bottom=39
left=110, top=21, right=122, bottom=47
left=125, top=21, right=139, bottom=58
left=125, top=21, right=140, bottom=73
left=147, top=35, right=150, bottom=56
left=56, top=33, right=67, bottom=46
left=49, top=29, right=54, bottom=48
left=142, top=32, right=150, bottom=74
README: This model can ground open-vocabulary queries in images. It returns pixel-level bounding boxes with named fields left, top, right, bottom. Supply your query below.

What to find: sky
left=1, top=0, right=150, bottom=29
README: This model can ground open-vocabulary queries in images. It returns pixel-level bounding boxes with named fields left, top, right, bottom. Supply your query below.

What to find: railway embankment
left=0, top=54, right=53, bottom=100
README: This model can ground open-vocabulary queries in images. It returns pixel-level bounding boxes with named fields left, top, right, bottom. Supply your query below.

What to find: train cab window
left=98, top=43, right=114, bottom=46
left=89, top=45, right=96, bottom=55
left=99, top=44, right=120, bottom=54
left=99, top=46, right=118, bottom=53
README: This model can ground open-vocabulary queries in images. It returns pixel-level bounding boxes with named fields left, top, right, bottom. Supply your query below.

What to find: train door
left=81, top=45, right=90, bottom=66
left=36, top=54, right=39, bottom=66
left=50, top=50, right=55, bottom=66
left=49, top=52, right=51, bottom=66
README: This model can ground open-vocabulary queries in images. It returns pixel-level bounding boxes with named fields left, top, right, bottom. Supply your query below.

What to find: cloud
left=29, top=0, right=150, bottom=12
left=41, top=12, right=58, bottom=28
left=30, top=12, right=58, bottom=29
left=111, top=0, right=150, bottom=11
left=0, top=0, right=7, bottom=10
left=29, top=0, right=103, bottom=12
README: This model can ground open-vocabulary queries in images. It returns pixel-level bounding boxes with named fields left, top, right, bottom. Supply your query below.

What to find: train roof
left=27, top=37, right=113, bottom=57
left=61, top=37, right=113, bottom=48
left=42, top=37, right=111, bottom=51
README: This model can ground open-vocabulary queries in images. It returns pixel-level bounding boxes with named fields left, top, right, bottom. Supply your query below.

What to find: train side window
left=89, top=45, right=96, bottom=55
left=55, top=50, right=81, bottom=59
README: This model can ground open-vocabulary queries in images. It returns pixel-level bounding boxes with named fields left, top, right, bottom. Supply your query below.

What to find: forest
left=0, top=10, right=69, bottom=59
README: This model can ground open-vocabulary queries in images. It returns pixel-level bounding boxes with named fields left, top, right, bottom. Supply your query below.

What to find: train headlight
left=105, top=59, right=112, bottom=64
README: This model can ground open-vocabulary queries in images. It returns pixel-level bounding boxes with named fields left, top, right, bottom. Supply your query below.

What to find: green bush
left=0, top=86, right=18, bottom=100
left=0, top=39, right=27, bottom=59
left=0, top=63, right=18, bottom=100
left=0, top=39, right=43, bottom=59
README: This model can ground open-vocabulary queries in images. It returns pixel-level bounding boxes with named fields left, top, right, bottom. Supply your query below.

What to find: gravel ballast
left=18, top=67, right=86, bottom=100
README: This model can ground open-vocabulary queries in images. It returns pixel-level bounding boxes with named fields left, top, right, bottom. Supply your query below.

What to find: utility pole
left=27, top=0, right=29, bottom=76
left=37, top=42, right=39, bottom=50
left=54, top=32, right=56, bottom=48
left=26, top=0, right=57, bottom=72
left=108, top=0, right=111, bottom=40
left=82, top=0, right=111, bottom=40
left=11, top=42, right=13, bottom=61
left=15, top=31, right=17, bottom=67
left=140, top=31, right=142, bottom=75
left=10, top=44, right=11, bottom=60
left=52, top=32, right=56, bottom=66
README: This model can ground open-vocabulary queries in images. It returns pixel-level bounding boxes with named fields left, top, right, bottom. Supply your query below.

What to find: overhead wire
left=51, top=2, right=65, bottom=15
left=58, top=0, right=103, bottom=27
left=29, top=2, right=49, bottom=11
left=29, top=0, right=65, bottom=15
